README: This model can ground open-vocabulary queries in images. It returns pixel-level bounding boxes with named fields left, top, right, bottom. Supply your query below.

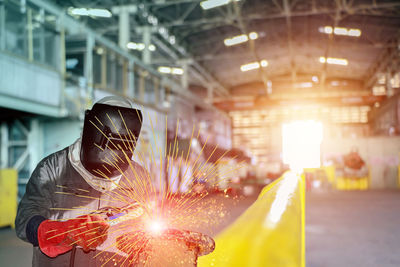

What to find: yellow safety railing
left=398, top=165, right=400, bottom=189
left=198, top=171, right=305, bottom=267
left=0, top=169, right=18, bottom=228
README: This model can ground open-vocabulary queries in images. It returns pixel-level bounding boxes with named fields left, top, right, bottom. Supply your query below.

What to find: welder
left=15, top=96, right=146, bottom=266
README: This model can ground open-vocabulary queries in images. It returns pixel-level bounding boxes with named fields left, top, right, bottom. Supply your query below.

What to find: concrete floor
left=1, top=191, right=400, bottom=266
left=307, top=190, right=400, bottom=267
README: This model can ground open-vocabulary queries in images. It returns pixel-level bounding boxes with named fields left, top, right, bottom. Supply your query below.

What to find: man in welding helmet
left=15, top=96, right=147, bottom=266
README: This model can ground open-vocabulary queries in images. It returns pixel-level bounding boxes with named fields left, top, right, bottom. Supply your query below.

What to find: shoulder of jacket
left=37, top=147, right=69, bottom=168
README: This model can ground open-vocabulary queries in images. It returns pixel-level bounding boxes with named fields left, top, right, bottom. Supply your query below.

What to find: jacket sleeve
left=15, top=156, right=56, bottom=245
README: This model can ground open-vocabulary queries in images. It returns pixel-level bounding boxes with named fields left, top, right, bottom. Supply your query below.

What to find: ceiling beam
left=283, top=0, right=296, bottom=84
left=364, top=36, right=400, bottom=90
left=214, top=95, right=386, bottom=111
left=153, top=2, right=400, bottom=28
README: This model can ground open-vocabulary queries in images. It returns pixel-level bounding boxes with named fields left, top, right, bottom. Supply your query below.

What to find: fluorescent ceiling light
left=240, top=60, right=268, bottom=72
left=201, top=0, right=230, bottom=10
left=294, top=82, right=313, bottom=88
left=171, top=68, right=184, bottom=75
left=89, top=9, right=112, bottom=18
left=69, top=8, right=88, bottom=16
left=319, top=57, right=348, bottom=66
left=225, top=34, right=248, bottom=46
left=224, top=32, right=258, bottom=46
left=68, top=7, right=112, bottom=18
left=149, top=44, right=156, bottom=52
left=200, top=0, right=240, bottom=10
left=127, top=42, right=156, bottom=51
left=348, top=29, right=361, bottom=37
left=157, top=66, right=184, bottom=75
left=319, top=26, right=361, bottom=37
left=260, top=60, right=268, bottom=67
left=158, top=66, right=171, bottom=74
left=249, top=32, right=258, bottom=40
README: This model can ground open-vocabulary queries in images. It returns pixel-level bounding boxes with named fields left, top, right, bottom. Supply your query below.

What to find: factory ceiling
left=52, top=0, right=400, bottom=100
left=49, top=0, right=400, bottom=161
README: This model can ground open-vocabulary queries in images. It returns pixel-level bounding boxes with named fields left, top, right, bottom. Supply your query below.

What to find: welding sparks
left=146, top=219, right=166, bottom=235
left=48, top=110, right=244, bottom=266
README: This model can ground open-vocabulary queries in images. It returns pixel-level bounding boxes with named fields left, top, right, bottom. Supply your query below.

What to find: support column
left=181, top=60, right=189, bottom=90
left=128, top=61, right=135, bottom=98
left=154, top=77, right=160, bottom=105
left=122, top=59, right=128, bottom=95
left=101, top=49, right=107, bottom=89
left=386, top=72, right=393, bottom=97
left=85, top=34, right=95, bottom=105
left=0, top=3, right=5, bottom=51
left=112, top=5, right=137, bottom=50
left=27, top=8, right=33, bottom=61
left=142, top=26, right=151, bottom=64
left=28, top=119, right=43, bottom=173
left=118, top=10, right=130, bottom=50
left=139, top=71, right=145, bottom=102
left=58, top=14, right=66, bottom=114
left=207, top=86, right=214, bottom=104
left=0, top=123, right=8, bottom=168
left=38, top=9, right=45, bottom=63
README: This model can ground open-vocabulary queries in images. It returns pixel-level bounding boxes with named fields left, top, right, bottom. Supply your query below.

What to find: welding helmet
left=80, top=96, right=142, bottom=177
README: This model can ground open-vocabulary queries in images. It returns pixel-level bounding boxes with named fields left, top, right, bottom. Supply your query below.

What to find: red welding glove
left=37, top=214, right=109, bottom=257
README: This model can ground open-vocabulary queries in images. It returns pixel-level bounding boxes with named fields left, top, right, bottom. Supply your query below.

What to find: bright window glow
left=282, top=121, right=323, bottom=171
left=68, top=7, right=112, bottom=18
left=319, top=56, right=348, bottom=66
left=319, top=26, right=361, bottom=37
left=200, top=0, right=240, bottom=10
left=240, top=60, right=268, bottom=72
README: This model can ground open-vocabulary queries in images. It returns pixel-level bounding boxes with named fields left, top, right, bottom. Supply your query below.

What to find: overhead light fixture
left=68, top=7, right=112, bottom=18
left=224, top=32, right=258, bottom=46
left=319, top=26, right=361, bottom=37
left=171, top=68, right=184, bottom=75
left=96, top=47, right=104, bottom=55
left=319, top=57, right=348, bottom=66
left=200, top=0, right=240, bottom=10
left=240, top=60, right=268, bottom=72
left=127, top=42, right=156, bottom=51
left=157, top=66, right=184, bottom=75
left=294, top=82, right=313, bottom=88
left=149, top=44, right=156, bottom=52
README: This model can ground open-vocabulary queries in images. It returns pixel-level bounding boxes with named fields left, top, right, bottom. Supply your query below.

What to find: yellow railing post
left=0, top=169, right=18, bottom=228
left=198, top=171, right=305, bottom=267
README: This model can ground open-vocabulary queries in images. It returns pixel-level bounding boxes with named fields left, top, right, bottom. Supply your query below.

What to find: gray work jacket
left=15, top=146, right=148, bottom=267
